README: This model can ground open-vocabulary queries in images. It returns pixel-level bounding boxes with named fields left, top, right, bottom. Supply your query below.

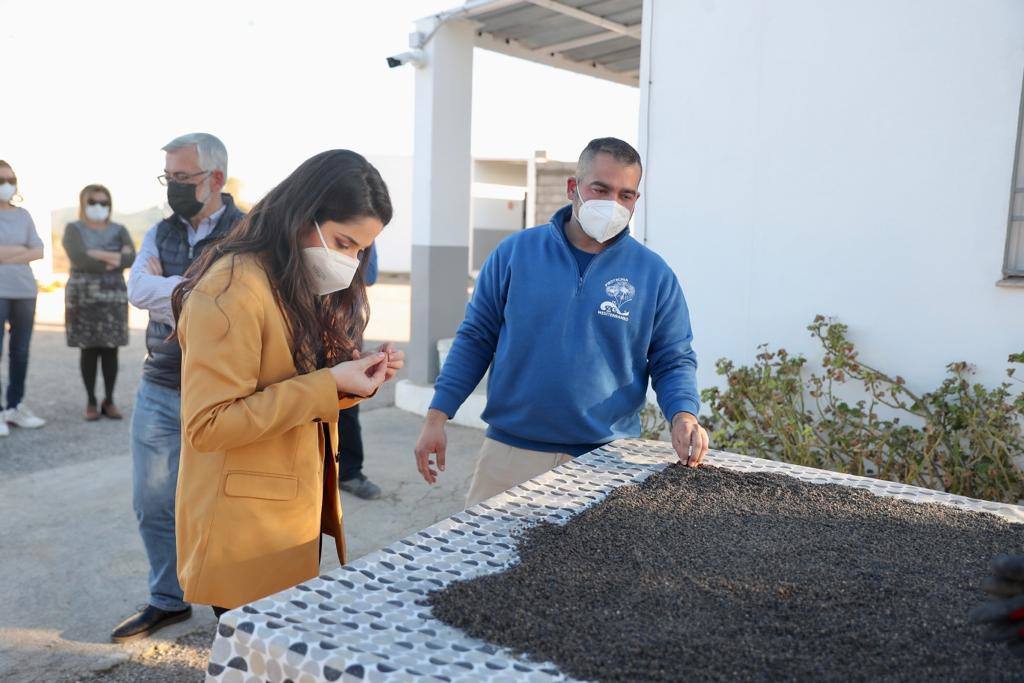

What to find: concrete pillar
left=409, top=17, right=475, bottom=385
left=526, top=150, right=542, bottom=226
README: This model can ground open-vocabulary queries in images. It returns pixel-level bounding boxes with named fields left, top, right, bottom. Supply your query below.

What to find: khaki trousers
left=464, top=437, right=573, bottom=508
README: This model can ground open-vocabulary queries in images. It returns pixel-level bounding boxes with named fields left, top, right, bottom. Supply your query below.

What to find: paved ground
left=0, top=286, right=483, bottom=683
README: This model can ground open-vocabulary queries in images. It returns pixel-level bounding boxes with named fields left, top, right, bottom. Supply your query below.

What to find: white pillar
left=409, top=17, right=475, bottom=385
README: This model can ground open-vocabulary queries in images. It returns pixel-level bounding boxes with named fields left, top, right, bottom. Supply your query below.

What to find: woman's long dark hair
left=171, top=150, right=392, bottom=373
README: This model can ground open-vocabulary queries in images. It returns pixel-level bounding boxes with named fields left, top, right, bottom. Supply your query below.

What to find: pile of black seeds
left=428, top=465, right=1023, bottom=682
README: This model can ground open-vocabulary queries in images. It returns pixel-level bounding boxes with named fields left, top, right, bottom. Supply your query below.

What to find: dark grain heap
left=429, top=465, right=1023, bottom=682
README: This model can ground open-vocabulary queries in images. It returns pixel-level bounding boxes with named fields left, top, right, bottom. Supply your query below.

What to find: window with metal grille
left=1003, top=74, right=1024, bottom=278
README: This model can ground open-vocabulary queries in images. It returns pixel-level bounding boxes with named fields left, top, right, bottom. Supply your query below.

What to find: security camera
left=386, top=49, right=426, bottom=69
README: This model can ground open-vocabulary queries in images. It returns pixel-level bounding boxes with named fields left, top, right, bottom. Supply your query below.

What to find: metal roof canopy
left=423, top=0, right=642, bottom=87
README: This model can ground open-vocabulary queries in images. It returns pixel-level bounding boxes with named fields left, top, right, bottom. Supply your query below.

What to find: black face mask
left=167, top=180, right=206, bottom=219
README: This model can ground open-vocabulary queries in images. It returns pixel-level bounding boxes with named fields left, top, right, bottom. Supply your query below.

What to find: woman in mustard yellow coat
left=172, top=150, right=402, bottom=614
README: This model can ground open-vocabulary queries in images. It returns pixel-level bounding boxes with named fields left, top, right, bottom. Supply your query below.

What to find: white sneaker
left=0, top=420, right=8, bottom=437
left=6, top=404, right=46, bottom=429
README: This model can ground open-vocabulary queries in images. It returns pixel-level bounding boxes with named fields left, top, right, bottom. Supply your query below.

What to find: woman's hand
left=330, top=352, right=388, bottom=396
left=375, top=342, right=405, bottom=381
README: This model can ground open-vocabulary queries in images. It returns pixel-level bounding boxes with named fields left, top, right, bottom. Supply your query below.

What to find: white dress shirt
left=127, top=204, right=227, bottom=327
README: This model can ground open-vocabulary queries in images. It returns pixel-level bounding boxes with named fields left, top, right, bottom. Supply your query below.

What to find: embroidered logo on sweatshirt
left=599, top=277, right=635, bottom=321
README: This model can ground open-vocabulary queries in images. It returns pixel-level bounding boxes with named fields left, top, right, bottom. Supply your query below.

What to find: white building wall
left=367, top=156, right=530, bottom=274
left=368, top=155, right=414, bottom=274
left=474, top=159, right=527, bottom=186
left=642, top=0, right=1024, bottom=396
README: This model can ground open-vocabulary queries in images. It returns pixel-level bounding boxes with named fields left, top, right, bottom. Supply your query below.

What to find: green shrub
left=695, top=316, right=1024, bottom=504
left=640, top=402, right=670, bottom=441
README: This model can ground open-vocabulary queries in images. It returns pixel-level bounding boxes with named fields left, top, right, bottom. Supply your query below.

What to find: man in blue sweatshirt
left=414, top=138, right=707, bottom=506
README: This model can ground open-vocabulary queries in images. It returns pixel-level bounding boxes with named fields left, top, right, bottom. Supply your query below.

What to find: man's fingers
left=414, top=441, right=441, bottom=484
left=437, top=441, right=447, bottom=472
left=414, top=446, right=433, bottom=484
left=686, top=427, right=701, bottom=467
left=690, top=427, right=704, bottom=466
left=697, top=427, right=710, bottom=464
left=672, top=427, right=690, bottom=466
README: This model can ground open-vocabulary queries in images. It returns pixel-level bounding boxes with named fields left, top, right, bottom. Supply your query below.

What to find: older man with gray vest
left=111, top=133, right=244, bottom=642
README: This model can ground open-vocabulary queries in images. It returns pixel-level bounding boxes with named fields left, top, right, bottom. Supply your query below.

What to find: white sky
left=4, top=0, right=640, bottom=222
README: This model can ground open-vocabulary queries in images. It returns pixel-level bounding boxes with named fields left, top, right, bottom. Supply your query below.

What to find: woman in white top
left=0, top=160, right=46, bottom=435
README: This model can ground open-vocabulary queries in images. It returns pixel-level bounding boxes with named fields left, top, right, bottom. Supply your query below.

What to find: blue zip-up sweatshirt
left=430, top=205, right=699, bottom=455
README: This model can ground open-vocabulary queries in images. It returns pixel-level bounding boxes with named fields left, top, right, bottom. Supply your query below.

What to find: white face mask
left=303, top=221, right=360, bottom=296
left=85, top=204, right=110, bottom=222
left=0, top=183, right=16, bottom=203
left=573, top=185, right=632, bottom=243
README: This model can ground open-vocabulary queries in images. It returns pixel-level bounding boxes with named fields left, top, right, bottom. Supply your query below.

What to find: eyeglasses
left=156, top=170, right=210, bottom=186
left=87, top=199, right=110, bottom=207
left=0, top=177, right=15, bottom=185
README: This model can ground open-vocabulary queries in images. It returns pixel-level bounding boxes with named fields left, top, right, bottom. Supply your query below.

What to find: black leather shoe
left=340, top=475, right=382, bottom=500
left=110, top=604, right=192, bottom=643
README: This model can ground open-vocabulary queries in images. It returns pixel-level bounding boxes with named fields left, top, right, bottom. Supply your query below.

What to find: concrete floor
left=0, top=302, right=483, bottom=682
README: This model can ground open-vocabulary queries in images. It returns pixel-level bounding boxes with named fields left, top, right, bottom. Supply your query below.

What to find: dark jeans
left=0, top=297, right=36, bottom=410
left=337, top=404, right=364, bottom=481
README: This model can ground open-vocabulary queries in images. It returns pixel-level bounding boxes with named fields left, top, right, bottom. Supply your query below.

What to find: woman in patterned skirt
left=63, top=184, right=136, bottom=420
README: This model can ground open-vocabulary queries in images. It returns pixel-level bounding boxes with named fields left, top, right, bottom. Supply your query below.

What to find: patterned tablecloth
left=205, top=440, right=1024, bottom=683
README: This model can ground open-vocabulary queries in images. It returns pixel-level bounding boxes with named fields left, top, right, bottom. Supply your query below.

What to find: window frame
left=1001, top=70, right=1024, bottom=280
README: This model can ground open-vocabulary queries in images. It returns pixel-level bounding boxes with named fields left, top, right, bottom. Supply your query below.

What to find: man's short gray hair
left=162, top=132, right=228, bottom=176
left=576, top=137, right=642, bottom=180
